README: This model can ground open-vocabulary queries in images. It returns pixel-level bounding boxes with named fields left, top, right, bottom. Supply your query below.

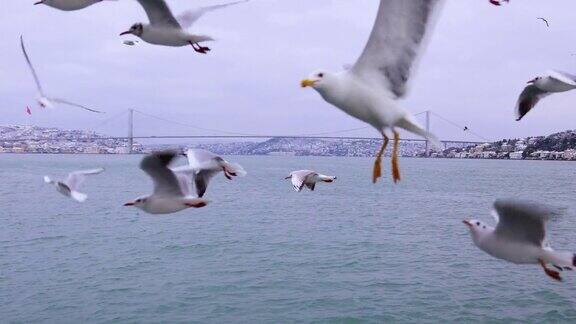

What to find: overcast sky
left=2, top=0, right=576, bottom=142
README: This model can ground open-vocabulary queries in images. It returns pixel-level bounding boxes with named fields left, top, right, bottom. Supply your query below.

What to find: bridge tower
left=128, top=109, right=134, bottom=154
left=424, top=110, right=431, bottom=156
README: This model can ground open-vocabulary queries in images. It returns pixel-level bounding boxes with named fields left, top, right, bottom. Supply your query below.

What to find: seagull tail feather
left=223, top=162, right=247, bottom=177
left=543, top=249, right=576, bottom=268
left=70, top=191, right=87, bottom=203
left=397, top=116, right=442, bottom=150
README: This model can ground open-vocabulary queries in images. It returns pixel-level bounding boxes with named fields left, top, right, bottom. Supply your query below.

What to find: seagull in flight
left=20, top=36, right=103, bottom=113
left=301, top=0, right=442, bottom=184
left=120, top=0, right=248, bottom=54
left=34, top=0, right=116, bottom=11
left=285, top=170, right=336, bottom=192
left=124, top=151, right=209, bottom=215
left=172, top=149, right=246, bottom=198
left=464, top=199, right=575, bottom=282
left=537, top=17, right=550, bottom=27
left=515, top=70, right=576, bottom=121
left=489, top=0, right=509, bottom=6
left=44, top=168, right=105, bottom=202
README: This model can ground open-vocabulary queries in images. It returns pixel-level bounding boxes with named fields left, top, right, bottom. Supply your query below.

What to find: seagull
left=463, top=199, right=575, bottom=282
left=20, top=36, right=103, bottom=113
left=489, top=0, right=509, bottom=6
left=34, top=0, right=116, bottom=11
left=123, top=40, right=139, bottom=46
left=124, top=151, right=209, bottom=215
left=284, top=170, right=336, bottom=192
left=537, top=17, right=550, bottom=27
left=171, top=149, right=246, bottom=198
left=301, top=0, right=442, bottom=184
left=463, top=126, right=469, bottom=131
left=44, top=168, right=104, bottom=202
left=120, top=0, right=248, bottom=54
left=515, top=70, right=576, bottom=121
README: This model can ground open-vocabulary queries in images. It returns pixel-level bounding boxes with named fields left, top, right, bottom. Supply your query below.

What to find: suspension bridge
left=5, top=109, right=490, bottom=155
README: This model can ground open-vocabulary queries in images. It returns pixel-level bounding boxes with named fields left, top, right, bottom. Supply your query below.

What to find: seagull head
left=38, top=97, right=53, bottom=109
left=120, top=23, right=144, bottom=37
left=463, top=219, right=492, bottom=240
left=124, top=196, right=148, bottom=209
left=301, top=71, right=334, bottom=91
left=527, top=76, right=542, bottom=85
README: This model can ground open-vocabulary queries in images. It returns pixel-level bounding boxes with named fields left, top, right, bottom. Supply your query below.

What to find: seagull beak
left=527, top=78, right=537, bottom=84
left=301, top=79, right=317, bottom=88
left=123, top=202, right=135, bottom=206
left=462, top=220, right=473, bottom=227
left=119, top=31, right=131, bottom=36
left=34, top=1, right=43, bottom=4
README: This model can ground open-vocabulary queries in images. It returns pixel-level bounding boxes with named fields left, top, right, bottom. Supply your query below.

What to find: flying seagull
left=120, top=0, right=248, bottom=54
left=34, top=0, right=116, bottom=11
left=284, top=170, right=336, bottom=192
left=515, top=70, right=576, bottom=121
left=489, top=0, right=509, bottom=6
left=44, top=168, right=105, bottom=202
left=464, top=199, right=575, bottom=281
left=123, top=40, right=140, bottom=46
left=301, top=0, right=442, bottom=184
left=124, top=151, right=209, bottom=215
left=537, top=17, right=550, bottom=27
left=171, top=149, right=246, bottom=198
left=20, top=36, right=103, bottom=113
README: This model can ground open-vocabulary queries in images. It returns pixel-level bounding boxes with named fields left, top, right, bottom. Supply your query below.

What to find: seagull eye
left=318, top=73, right=324, bottom=78
left=476, top=222, right=480, bottom=226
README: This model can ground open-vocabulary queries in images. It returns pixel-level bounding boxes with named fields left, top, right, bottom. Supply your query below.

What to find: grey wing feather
left=177, top=0, right=248, bottom=28
left=140, top=151, right=183, bottom=197
left=49, top=98, right=104, bottom=113
left=64, top=168, right=104, bottom=190
left=20, top=35, right=45, bottom=96
left=493, top=199, right=559, bottom=246
left=515, top=85, right=549, bottom=121
left=194, top=170, right=218, bottom=197
left=351, top=0, right=443, bottom=98
left=137, top=0, right=181, bottom=28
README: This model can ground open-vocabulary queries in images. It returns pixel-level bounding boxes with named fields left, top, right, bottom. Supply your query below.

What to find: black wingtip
left=572, top=254, right=576, bottom=267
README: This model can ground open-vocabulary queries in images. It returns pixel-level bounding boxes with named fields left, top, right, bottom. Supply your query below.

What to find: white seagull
left=285, top=170, right=336, bottom=192
left=172, top=149, right=246, bottom=198
left=124, top=151, right=209, bottom=215
left=301, top=0, right=442, bottom=184
left=44, top=168, right=105, bottom=202
left=20, top=36, right=103, bottom=113
left=34, top=0, right=116, bottom=11
left=120, top=0, right=248, bottom=54
left=464, top=199, right=575, bottom=282
left=515, top=70, right=576, bottom=121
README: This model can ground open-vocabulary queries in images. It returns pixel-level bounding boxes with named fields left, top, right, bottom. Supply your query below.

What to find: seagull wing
left=493, top=199, right=558, bottom=247
left=64, top=168, right=105, bottom=191
left=351, top=0, right=443, bottom=98
left=290, top=170, right=315, bottom=192
left=136, top=0, right=181, bottom=28
left=193, top=169, right=219, bottom=198
left=177, top=0, right=248, bottom=28
left=185, top=149, right=218, bottom=169
left=20, top=35, right=45, bottom=96
left=549, top=70, right=576, bottom=87
left=49, top=98, right=104, bottom=114
left=537, top=17, right=549, bottom=27
left=140, top=151, right=184, bottom=197
left=515, top=85, right=550, bottom=121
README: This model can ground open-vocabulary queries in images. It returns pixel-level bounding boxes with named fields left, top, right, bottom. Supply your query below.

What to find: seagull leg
left=372, top=135, right=389, bottom=184
left=391, top=130, right=401, bottom=184
left=539, top=259, right=562, bottom=281
left=189, top=42, right=210, bottom=54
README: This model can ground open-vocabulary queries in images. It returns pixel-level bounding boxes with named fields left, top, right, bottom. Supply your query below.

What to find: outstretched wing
left=290, top=170, right=315, bottom=192
left=49, top=98, right=104, bottom=114
left=177, top=0, right=249, bottom=28
left=351, top=0, right=443, bottom=98
left=515, top=85, right=550, bottom=121
left=193, top=170, right=219, bottom=197
left=136, top=0, right=181, bottom=28
left=493, top=199, right=559, bottom=247
left=64, top=168, right=105, bottom=191
left=141, top=151, right=183, bottom=197
left=20, top=35, right=45, bottom=96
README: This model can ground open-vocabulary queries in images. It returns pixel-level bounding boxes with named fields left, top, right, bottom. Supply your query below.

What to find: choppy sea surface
left=1, top=154, right=576, bottom=323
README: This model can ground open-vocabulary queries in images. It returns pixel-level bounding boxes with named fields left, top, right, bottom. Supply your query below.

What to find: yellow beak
left=300, top=79, right=317, bottom=88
